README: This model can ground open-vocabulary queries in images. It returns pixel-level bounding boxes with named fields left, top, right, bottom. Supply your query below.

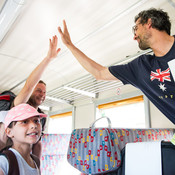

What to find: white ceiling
left=0, top=0, right=175, bottom=111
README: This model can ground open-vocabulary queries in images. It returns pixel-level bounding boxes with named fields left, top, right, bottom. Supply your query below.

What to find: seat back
left=41, top=134, right=71, bottom=175
left=67, top=128, right=174, bottom=174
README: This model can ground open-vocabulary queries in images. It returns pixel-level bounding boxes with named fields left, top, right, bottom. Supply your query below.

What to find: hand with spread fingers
left=57, top=20, right=114, bottom=81
left=58, top=20, right=73, bottom=48
left=46, top=35, right=61, bottom=60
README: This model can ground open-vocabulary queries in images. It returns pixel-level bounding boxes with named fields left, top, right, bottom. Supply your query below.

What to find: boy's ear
left=5, top=128, right=14, bottom=138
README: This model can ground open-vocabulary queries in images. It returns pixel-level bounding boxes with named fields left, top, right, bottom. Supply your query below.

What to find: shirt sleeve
left=0, top=155, right=9, bottom=175
left=108, top=58, right=140, bottom=88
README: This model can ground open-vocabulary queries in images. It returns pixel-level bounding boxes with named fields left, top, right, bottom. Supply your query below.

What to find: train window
left=48, top=112, right=72, bottom=134
left=96, top=96, right=145, bottom=128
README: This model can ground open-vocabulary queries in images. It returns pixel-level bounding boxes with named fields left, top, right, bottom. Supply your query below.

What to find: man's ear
left=147, top=18, right=152, bottom=29
left=5, top=128, right=14, bottom=138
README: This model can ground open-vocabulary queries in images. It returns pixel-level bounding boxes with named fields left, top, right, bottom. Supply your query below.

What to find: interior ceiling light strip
left=0, top=0, right=26, bottom=42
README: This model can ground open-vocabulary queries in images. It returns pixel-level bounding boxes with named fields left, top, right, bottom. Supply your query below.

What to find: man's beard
left=139, top=39, right=150, bottom=50
left=138, top=32, right=151, bottom=50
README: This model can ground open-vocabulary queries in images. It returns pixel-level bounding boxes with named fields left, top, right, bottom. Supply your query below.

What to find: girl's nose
left=30, top=121, right=37, bottom=128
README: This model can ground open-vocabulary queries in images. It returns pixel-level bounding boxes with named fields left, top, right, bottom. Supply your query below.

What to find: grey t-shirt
left=0, top=148, right=40, bottom=175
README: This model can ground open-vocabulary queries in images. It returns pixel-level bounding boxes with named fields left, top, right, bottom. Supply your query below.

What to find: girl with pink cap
left=0, top=103, right=47, bottom=175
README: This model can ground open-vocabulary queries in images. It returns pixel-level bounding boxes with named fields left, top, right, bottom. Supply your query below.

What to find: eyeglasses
left=132, top=23, right=140, bottom=34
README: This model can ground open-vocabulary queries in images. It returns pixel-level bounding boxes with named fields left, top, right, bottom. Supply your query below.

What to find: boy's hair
left=38, top=80, right=46, bottom=86
left=135, top=8, right=171, bottom=35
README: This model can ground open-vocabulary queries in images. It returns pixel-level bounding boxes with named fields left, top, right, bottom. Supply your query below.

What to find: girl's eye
left=34, top=119, right=40, bottom=124
left=22, top=120, right=28, bottom=124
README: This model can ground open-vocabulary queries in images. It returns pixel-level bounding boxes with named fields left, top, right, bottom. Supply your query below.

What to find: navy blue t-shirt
left=109, top=38, right=175, bottom=124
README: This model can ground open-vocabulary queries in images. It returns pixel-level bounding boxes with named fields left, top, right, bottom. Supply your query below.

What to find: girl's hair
left=0, top=121, right=17, bottom=152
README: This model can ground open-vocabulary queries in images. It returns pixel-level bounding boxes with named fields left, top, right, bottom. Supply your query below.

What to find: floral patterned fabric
left=67, top=128, right=174, bottom=174
left=41, top=134, right=71, bottom=175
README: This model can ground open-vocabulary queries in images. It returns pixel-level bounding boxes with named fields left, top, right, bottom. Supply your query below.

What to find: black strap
left=1, top=150, right=19, bottom=175
left=31, top=154, right=40, bottom=169
left=1, top=150, right=40, bottom=175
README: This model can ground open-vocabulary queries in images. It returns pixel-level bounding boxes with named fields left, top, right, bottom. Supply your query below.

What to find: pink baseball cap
left=4, top=103, right=47, bottom=129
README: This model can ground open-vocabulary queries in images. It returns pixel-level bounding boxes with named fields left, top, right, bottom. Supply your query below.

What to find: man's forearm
left=14, top=35, right=60, bottom=106
left=14, top=57, right=51, bottom=106
left=67, top=44, right=106, bottom=80
left=58, top=20, right=116, bottom=81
